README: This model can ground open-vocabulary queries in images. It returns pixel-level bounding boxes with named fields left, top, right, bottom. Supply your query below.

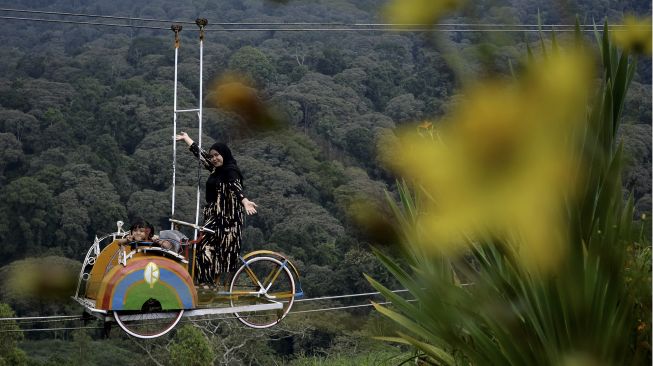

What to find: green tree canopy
left=169, top=325, right=215, bottom=366
left=0, top=303, right=27, bottom=366
left=228, top=46, right=277, bottom=87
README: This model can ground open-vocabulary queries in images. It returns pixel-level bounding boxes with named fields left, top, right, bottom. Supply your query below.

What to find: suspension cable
left=0, top=284, right=470, bottom=328
left=0, top=7, right=195, bottom=24
left=294, top=289, right=409, bottom=302
left=0, top=299, right=416, bottom=333
left=0, top=7, right=352, bottom=25
left=0, top=315, right=83, bottom=322
left=0, top=15, right=168, bottom=29
left=0, top=326, right=103, bottom=333
left=0, top=7, right=636, bottom=28
left=289, top=299, right=417, bottom=315
left=11, top=317, right=85, bottom=325
left=0, top=288, right=416, bottom=330
left=0, top=15, right=628, bottom=32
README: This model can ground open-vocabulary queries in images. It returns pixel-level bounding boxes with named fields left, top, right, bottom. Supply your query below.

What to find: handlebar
left=127, top=241, right=154, bottom=249
left=169, top=218, right=216, bottom=234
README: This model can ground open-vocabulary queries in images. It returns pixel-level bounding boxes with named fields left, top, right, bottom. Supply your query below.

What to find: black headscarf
left=209, top=142, right=243, bottom=183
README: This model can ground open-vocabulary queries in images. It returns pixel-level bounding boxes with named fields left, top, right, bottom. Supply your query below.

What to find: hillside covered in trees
left=0, top=0, right=650, bottom=364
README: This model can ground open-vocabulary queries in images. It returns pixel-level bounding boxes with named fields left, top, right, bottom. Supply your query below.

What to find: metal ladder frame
left=170, top=19, right=208, bottom=241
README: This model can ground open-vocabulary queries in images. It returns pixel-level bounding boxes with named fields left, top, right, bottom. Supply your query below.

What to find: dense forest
left=0, top=0, right=650, bottom=365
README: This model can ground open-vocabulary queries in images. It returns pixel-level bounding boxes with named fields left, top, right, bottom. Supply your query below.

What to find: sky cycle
left=73, top=218, right=303, bottom=339
left=71, top=19, right=305, bottom=339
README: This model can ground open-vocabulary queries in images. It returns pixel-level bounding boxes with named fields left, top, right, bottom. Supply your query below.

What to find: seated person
left=117, top=219, right=187, bottom=253
left=156, top=230, right=188, bottom=253
left=117, top=219, right=155, bottom=245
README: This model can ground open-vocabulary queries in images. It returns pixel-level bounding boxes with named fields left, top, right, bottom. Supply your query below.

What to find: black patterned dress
left=189, top=143, right=245, bottom=284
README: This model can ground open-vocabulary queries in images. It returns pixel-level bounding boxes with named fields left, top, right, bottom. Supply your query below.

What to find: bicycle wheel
left=230, top=256, right=295, bottom=328
left=113, top=299, right=184, bottom=339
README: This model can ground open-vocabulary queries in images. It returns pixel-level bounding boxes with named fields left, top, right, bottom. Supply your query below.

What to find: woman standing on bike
left=175, top=132, right=258, bottom=288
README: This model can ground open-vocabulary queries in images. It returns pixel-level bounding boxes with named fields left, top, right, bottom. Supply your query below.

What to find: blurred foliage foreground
left=368, top=25, right=652, bottom=366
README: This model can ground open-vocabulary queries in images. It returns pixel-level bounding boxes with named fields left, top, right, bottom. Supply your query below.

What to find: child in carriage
left=117, top=219, right=154, bottom=244
left=117, top=218, right=187, bottom=252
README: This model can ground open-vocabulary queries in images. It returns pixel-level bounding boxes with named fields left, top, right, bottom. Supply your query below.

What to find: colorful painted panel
left=96, top=257, right=197, bottom=311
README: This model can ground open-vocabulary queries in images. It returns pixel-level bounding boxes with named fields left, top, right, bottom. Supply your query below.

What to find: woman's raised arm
left=175, top=132, right=193, bottom=146
left=176, top=132, right=213, bottom=171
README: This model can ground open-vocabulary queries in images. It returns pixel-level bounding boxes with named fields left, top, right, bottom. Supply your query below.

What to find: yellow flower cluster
left=207, top=73, right=281, bottom=131
left=383, top=0, right=463, bottom=26
left=385, top=50, right=593, bottom=273
left=612, top=16, right=652, bottom=55
left=208, top=74, right=260, bottom=116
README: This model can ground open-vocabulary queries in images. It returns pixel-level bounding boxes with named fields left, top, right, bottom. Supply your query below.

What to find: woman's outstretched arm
left=241, top=197, right=258, bottom=215
left=175, top=132, right=213, bottom=171
left=227, top=180, right=258, bottom=215
left=175, top=131, right=194, bottom=147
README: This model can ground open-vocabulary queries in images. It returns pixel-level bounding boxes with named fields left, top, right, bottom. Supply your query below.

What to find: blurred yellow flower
left=207, top=73, right=282, bottom=131
left=387, top=49, right=593, bottom=273
left=349, top=200, right=401, bottom=246
left=612, top=16, right=652, bottom=55
left=383, top=0, right=463, bottom=26
left=209, top=75, right=260, bottom=115
left=522, top=50, right=593, bottom=127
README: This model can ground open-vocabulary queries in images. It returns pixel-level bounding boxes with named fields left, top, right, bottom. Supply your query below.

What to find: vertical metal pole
left=171, top=25, right=182, bottom=230
left=194, top=18, right=208, bottom=241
